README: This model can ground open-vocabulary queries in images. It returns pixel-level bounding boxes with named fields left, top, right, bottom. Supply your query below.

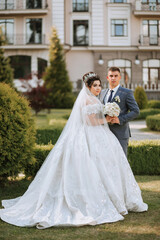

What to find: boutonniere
left=114, top=96, right=120, bottom=103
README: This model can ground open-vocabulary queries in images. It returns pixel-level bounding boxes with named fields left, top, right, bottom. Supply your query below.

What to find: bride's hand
left=106, top=115, right=113, bottom=123
left=110, top=117, right=120, bottom=124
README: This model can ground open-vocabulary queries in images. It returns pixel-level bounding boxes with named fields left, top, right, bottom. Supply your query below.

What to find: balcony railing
left=139, top=34, right=160, bottom=46
left=0, top=0, right=48, bottom=10
left=4, top=34, right=46, bottom=45
left=73, top=2, right=89, bottom=12
left=121, top=82, right=160, bottom=91
left=135, top=0, right=160, bottom=11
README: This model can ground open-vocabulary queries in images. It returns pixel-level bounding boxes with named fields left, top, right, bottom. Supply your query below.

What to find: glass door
left=149, top=21, right=158, bottom=45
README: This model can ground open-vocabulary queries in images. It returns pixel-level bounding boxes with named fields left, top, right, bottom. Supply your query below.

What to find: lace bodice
left=83, top=103, right=102, bottom=115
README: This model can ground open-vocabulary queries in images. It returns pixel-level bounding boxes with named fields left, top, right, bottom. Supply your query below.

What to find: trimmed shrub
left=24, top=144, right=53, bottom=177
left=146, top=114, right=160, bottom=131
left=36, top=127, right=63, bottom=145
left=0, top=83, right=36, bottom=180
left=24, top=140, right=160, bottom=178
left=136, top=108, right=160, bottom=120
left=128, top=140, right=160, bottom=175
left=134, top=86, right=148, bottom=109
left=147, top=100, right=160, bottom=109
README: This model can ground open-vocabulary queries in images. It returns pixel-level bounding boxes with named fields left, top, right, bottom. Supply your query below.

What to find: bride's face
left=89, top=80, right=101, bottom=96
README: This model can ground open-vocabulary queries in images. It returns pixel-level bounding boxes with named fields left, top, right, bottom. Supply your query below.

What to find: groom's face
left=107, top=71, right=121, bottom=89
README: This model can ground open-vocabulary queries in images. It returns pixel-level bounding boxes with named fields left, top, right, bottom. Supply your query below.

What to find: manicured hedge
left=24, top=144, right=53, bottom=177
left=146, top=114, right=160, bottom=131
left=36, top=127, right=63, bottom=145
left=134, top=86, right=148, bottom=109
left=128, top=140, right=160, bottom=175
left=147, top=100, right=160, bottom=109
left=0, top=83, right=36, bottom=180
left=136, top=108, right=160, bottom=120
left=24, top=140, right=160, bottom=177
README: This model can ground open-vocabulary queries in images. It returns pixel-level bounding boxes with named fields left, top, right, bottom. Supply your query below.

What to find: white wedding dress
left=0, top=86, right=148, bottom=229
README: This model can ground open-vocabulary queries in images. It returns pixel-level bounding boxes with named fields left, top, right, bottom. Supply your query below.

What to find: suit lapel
left=111, top=86, right=122, bottom=103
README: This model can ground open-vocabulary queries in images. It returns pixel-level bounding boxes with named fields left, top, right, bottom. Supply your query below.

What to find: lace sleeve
left=82, top=104, right=106, bottom=126
left=82, top=104, right=101, bottom=115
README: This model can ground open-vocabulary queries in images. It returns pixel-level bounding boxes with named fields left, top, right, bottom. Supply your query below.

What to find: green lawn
left=32, top=109, right=72, bottom=129
left=0, top=176, right=160, bottom=240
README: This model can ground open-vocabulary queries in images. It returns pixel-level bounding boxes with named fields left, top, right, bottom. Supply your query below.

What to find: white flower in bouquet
left=103, top=102, right=120, bottom=117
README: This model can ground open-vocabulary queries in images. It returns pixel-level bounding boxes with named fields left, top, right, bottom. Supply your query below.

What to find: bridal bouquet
left=103, top=102, right=120, bottom=117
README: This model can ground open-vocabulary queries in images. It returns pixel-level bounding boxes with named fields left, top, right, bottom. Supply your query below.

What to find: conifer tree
left=0, top=27, right=13, bottom=86
left=44, top=27, right=75, bottom=108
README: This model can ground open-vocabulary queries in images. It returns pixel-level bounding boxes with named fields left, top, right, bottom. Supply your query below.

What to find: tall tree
left=0, top=27, right=13, bottom=86
left=44, top=27, right=75, bottom=109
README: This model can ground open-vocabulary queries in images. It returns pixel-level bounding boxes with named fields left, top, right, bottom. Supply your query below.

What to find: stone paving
left=129, top=120, right=160, bottom=141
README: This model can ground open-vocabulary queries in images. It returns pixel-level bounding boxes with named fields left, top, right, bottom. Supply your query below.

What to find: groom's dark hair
left=108, top=67, right=120, bottom=73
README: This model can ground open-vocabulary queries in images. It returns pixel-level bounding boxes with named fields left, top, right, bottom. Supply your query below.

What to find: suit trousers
left=118, top=138, right=129, bottom=156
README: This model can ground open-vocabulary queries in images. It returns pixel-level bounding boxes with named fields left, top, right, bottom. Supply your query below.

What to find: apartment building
left=1, top=0, right=160, bottom=99
left=52, top=0, right=160, bottom=99
left=0, top=0, right=52, bottom=90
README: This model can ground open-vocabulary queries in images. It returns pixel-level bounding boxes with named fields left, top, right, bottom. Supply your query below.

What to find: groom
left=99, top=67, right=139, bottom=156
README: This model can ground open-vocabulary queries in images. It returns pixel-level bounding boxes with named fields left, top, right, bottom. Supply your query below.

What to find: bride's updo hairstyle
left=83, top=72, right=101, bottom=88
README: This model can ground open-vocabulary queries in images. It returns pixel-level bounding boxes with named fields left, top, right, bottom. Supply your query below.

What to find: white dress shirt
left=104, top=84, right=120, bottom=104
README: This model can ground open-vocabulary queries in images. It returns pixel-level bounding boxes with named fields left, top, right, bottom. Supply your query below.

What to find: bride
left=0, top=72, right=148, bottom=229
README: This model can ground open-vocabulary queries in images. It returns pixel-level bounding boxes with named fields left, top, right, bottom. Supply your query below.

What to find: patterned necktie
left=107, top=90, right=114, bottom=102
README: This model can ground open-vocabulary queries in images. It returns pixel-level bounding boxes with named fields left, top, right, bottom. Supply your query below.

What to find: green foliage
left=0, top=83, right=36, bottom=180
left=128, top=140, right=160, bottom=175
left=36, top=127, right=63, bottom=145
left=0, top=27, right=13, bottom=86
left=147, top=100, right=160, bottom=109
left=136, top=108, right=160, bottom=120
left=44, top=27, right=75, bottom=109
left=146, top=114, right=160, bottom=131
left=134, top=86, right=148, bottom=109
left=24, top=140, right=160, bottom=178
left=24, top=144, right=53, bottom=177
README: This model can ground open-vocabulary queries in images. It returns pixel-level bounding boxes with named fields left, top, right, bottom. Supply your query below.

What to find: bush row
left=128, top=140, right=160, bottom=175
left=147, top=100, right=160, bottom=109
left=36, top=127, right=63, bottom=145
left=24, top=140, right=160, bottom=177
left=136, top=108, right=160, bottom=120
left=146, top=114, right=160, bottom=131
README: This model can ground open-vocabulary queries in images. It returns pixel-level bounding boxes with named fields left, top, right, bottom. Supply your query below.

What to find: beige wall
left=66, top=50, right=94, bottom=87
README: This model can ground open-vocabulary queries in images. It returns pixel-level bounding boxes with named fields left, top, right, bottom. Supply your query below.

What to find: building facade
left=53, top=0, right=160, bottom=99
left=1, top=0, right=160, bottom=99
left=0, top=0, right=52, bottom=90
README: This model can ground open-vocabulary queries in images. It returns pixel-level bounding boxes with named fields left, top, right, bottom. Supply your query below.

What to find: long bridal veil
left=0, top=85, right=147, bottom=228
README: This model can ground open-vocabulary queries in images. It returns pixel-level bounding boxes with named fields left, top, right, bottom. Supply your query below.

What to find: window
left=73, top=0, right=88, bottom=12
left=0, top=0, right=14, bottom=10
left=143, top=59, right=160, bottom=85
left=73, top=20, right=88, bottom=46
left=0, top=19, right=14, bottom=44
left=111, top=19, right=127, bottom=37
left=26, top=0, right=42, bottom=9
left=108, top=59, right=131, bottom=85
left=142, top=20, right=160, bottom=45
left=26, top=19, right=42, bottom=44
left=110, top=0, right=127, bottom=3
left=10, top=56, right=31, bottom=79
left=142, top=0, right=160, bottom=4
left=38, top=58, right=47, bottom=79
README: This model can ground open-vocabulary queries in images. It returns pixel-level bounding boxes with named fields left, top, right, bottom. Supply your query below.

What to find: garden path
left=129, top=120, right=160, bottom=141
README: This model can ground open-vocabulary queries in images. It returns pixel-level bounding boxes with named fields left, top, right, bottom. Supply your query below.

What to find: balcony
left=0, top=0, right=48, bottom=16
left=134, top=0, right=160, bottom=16
left=138, top=34, right=160, bottom=49
left=73, top=2, right=89, bottom=12
left=2, top=34, right=48, bottom=49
